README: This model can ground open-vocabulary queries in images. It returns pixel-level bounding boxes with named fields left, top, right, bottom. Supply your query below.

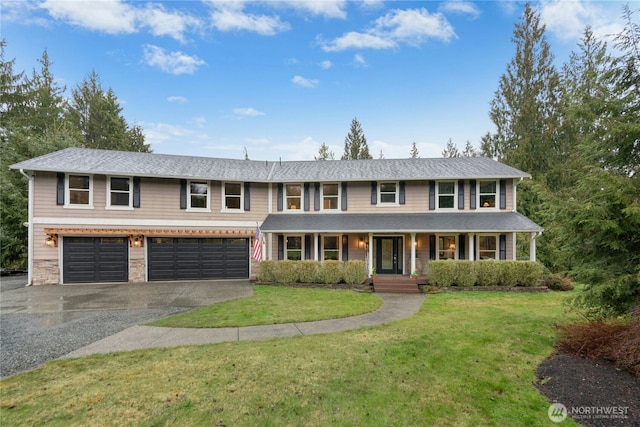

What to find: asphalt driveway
left=0, top=278, right=253, bottom=378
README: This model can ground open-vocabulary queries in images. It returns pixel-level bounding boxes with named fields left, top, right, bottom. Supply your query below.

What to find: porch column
left=512, top=232, right=517, bottom=260
left=530, top=232, right=538, bottom=262
left=410, top=233, right=416, bottom=275
left=368, top=233, right=374, bottom=275
left=468, top=233, right=475, bottom=261
left=266, top=233, right=272, bottom=261
left=313, top=233, right=319, bottom=261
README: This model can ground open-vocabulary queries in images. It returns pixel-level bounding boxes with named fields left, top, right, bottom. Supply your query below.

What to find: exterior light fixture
left=129, top=235, right=144, bottom=247
left=45, top=234, right=58, bottom=247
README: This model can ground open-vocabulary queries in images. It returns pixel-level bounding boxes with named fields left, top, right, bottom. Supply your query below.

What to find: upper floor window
left=285, top=184, right=302, bottom=210
left=479, top=180, right=497, bottom=208
left=286, top=235, right=303, bottom=260
left=322, top=183, right=339, bottom=210
left=323, top=236, right=340, bottom=260
left=189, top=180, right=209, bottom=210
left=107, top=177, right=132, bottom=209
left=437, top=181, right=456, bottom=209
left=379, top=182, right=398, bottom=205
left=478, top=235, right=497, bottom=259
left=66, top=174, right=93, bottom=208
left=223, top=182, right=243, bottom=210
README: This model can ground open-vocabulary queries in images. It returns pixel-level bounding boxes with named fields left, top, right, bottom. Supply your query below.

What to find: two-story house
left=11, top=147, right=543, bottom=286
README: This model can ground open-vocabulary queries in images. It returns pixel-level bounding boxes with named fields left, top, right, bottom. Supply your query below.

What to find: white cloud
left=292, top=75, right=319, bottom=88
left=143, top=45, right=206, bottom=75
left=320, top=8, right=456, bottom=51
left=439, top=1, right=481, bottom=19
left=280, top=0, right=347, bottom=19
left=208, top=2, right=290, bottom=35
left=539, top=0, right=623, bottom=43
left=39, top=0, right=199, bottom=41
left=353, top=54, right=367, bottom=67
left=320, top=60, right=333, bottom=69
left=167, top=96, right=188, bottom=103
left=190, top=116, right=207, bottom=128
left=233, top=107, right=266, bottom=117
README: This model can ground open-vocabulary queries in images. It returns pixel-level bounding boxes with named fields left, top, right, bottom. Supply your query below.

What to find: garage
left=147, top=237, right=249, bottom=281
left=63, top=237, right=129, bottom=283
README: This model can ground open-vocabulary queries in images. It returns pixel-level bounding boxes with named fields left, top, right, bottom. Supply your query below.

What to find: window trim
left=378, top=181, right=399, bottom=206
left=478, top=180, right=498, bottom=209
left=65, top=174, right=94, bottom=209
left=187, top=180, right=211, bottom=212
left=284, top=183, right=303, bottom=212
left=106, top=176, right=133, bottom=210
left=321, top=183, right=341, bottom=211
left=477, top=234, right=498, bottom=260
left=436, top=180, right=457, bottom=210
left=437, top=234, right=457, bottom=260
left=221, top=182, right=244, bottom=212
left=322, top=234, right=341, bottom=261
left=285, top=235, right=304, bottom=260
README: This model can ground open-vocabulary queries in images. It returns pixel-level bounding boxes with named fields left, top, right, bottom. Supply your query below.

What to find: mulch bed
left=536, top=352, right=640, bottom=426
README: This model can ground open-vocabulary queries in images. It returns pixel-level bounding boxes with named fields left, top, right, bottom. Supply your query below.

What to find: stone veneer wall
left=32, top=259, right=60, bottom=285
left=129, top=258, right=145, bottom=283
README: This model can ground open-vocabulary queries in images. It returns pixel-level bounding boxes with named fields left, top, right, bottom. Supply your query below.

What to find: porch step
left=372, top=275, right=421, bottom=294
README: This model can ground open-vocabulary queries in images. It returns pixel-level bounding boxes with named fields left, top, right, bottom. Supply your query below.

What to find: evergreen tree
left=341, top=117, right=372, bottom=160
left=409, top=142, right=419, bottom=158
left=480, top=3, right=562, bottom=183
left=442, top=138, right=459, bottom=158
left=461, top=141, right=478, bottom=157
left=315, top=142, right=335, bottom=160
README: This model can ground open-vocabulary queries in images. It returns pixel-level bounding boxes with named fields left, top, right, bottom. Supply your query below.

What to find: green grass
left=148, top=285, right=383, bottom=328
left=0, top=290, right=580, bottom=426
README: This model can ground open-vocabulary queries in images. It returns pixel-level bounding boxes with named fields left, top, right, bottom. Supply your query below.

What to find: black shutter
left=133, top=177, right=140, bottom=208
left=341, top=182, right=348, bottom=211
left=429, top=181, right=436, bottom=210
left=458, top=235, right=466, bottom=260
left=470, top=180, right=476, bottom=210
left=304, top=183, right=310, bottom=211
left=244, top=182, right=251, bottom=211
left=278, top=235, right=284, bottom=260
left=342, top=235, right=349, bottom=261
left=399, top=181, right=406, bottom=205
left=429, top=235, right=436, bottom=260
left=499, top=179, right=507, bottom=210
left=499, top=235, right=507, bottom=260
left=458, top=180, right=464, bottom=210
left=277, top=183, right=283, bottom=211
left=180, top=179, right=187, bottom=209
left=56, top=173, right=65, bottom=205
left=314, top=182, right=320, bottom=211
left=371, top=181, right=377, bottom=205
left=305, top=234, right=312, bottom=259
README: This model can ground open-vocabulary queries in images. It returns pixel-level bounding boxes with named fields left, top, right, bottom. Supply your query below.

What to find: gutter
left=19, top=169, right=34, bottom=286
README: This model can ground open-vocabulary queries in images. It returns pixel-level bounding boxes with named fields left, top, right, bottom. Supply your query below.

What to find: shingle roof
left=260, top=212, right=543, bottom=233
left=11, top=147, right=531, bottom=182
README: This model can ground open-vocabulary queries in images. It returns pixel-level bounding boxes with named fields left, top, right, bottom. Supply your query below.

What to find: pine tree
left=341, top=117, right=372, bottom=160
left=441, top=138, right=459, bottom=158
left=461, top=141, right=478, bottom=157
left=409, top=142, right=419, bottom=158
left=480, top=3, right=562, bottom=182
left=315, top=142, right=335, bottom=160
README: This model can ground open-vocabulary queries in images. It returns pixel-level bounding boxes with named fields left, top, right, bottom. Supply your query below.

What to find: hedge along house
left=11, top=147, right=543, bottom=286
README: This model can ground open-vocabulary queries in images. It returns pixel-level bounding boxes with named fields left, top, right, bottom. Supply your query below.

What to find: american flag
left=252, top=225, right=262, bottom=261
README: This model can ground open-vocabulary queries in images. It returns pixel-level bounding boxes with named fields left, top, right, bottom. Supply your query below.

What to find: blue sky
left=2, top=1, right=630, bottom=160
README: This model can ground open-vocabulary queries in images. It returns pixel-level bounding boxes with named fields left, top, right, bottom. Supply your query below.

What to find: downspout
left=513, top=177, right=524, bottom=212
left=19, top=169, right=34, bottom=286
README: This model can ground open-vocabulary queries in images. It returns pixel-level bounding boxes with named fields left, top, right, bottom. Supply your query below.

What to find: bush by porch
left=428, top=260, right=544, bottom=287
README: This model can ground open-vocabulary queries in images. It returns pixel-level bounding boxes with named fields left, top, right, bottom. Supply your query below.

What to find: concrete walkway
left=62, top=293, right=424, bottom=358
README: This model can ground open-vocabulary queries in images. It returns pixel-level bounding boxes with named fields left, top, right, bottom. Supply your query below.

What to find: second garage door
left=148, top=237, right=249, bottom=281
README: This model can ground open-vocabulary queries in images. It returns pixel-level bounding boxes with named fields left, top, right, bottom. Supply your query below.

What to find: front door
left=375, top=237, right=402, bottom=275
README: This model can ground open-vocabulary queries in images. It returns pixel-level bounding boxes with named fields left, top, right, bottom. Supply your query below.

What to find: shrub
left=455, top=261, right=476, bottom=287
left=498, top=261, right=519, bottom=286
left=257, top=260, right=277, bottom=283
left=318, top=260, right=344, bottom=284
left=296, top=260, right=319, bottom=283
left=512, top=261, right=544, bottom=287
left=475, top=261, right=500, bottom=287
left=428, top=261, right=457, bottom=287
left=542, top=273, right=574, bottom=291
left=277, top=260, right=297, bottom=284
left=343, top=260, right=367, bottom=285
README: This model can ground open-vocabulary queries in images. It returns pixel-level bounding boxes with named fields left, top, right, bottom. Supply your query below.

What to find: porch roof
left=260, top=212, right=543, bottom=234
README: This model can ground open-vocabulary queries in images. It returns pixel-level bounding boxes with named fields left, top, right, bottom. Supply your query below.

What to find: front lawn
left=0, top=290, right=579, bottom=426
left=148, top=285, right=383, bottom=328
